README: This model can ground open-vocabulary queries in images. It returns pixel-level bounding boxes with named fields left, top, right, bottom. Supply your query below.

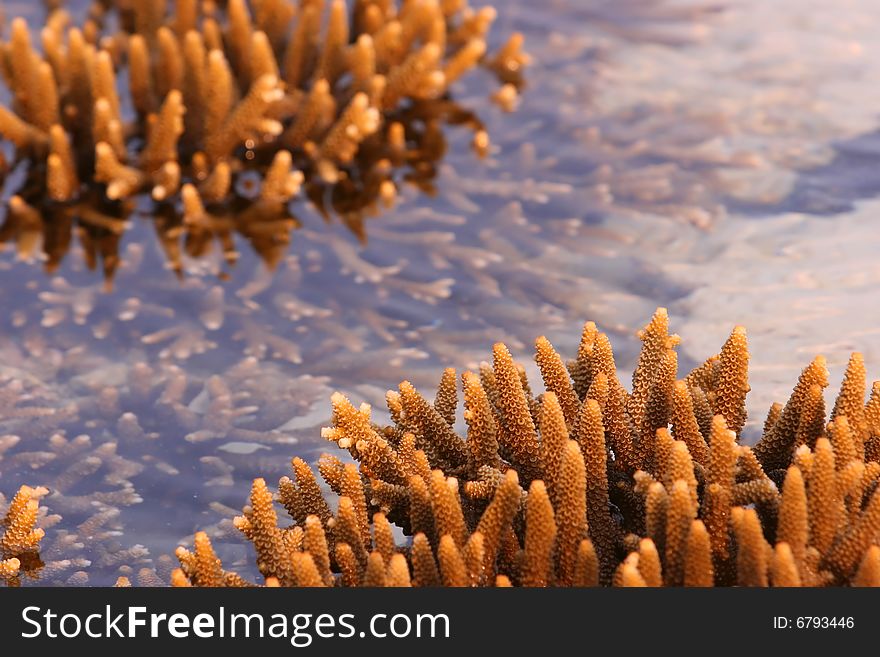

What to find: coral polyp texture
left=0, top=0, right=525, bottom=274
left=172, top=308, right=880, bottom=587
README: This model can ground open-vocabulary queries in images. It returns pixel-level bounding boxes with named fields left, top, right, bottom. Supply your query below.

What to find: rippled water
left=1, top=0, right=879, bottom=584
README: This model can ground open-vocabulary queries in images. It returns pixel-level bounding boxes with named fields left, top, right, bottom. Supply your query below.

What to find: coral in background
left=172, top=308, right=880, bottom=586
left=0, top=89, right=474, bottom=283
left=0, top=0, right=526, bottom=278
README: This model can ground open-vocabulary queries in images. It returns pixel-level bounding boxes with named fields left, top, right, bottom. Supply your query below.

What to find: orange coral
left=1, top=0, right=525, bottom=281
left=170, top=310, right=880, bottom=587
left=1, top=485, right=47, bottom=560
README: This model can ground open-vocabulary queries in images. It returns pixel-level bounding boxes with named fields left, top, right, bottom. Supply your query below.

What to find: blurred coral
left=0, top=1, right=524, bottom=279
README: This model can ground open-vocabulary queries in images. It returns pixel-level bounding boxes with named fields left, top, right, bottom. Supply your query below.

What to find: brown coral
left=169, top=309, right=880, bottom=587
left=0, top=1, right=524, bottom=281
left=1, top=485, right=48, bottom=583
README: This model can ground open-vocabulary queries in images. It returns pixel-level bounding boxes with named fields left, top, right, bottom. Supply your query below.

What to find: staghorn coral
left=0, top=0, right=525, bottom=279
left=5, top=0, right=878, bottom=594
left=1, top=484, right=47, bottom=584
left=173, top=309, right=880, bottom=586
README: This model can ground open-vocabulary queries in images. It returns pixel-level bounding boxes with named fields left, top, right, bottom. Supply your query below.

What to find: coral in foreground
left=173, top=308, right=880, bottom=586
left=1, top=484, right=48, bottom=584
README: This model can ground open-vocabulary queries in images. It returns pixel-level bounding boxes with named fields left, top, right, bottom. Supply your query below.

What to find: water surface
left=1, top=0, right=879, bottom=584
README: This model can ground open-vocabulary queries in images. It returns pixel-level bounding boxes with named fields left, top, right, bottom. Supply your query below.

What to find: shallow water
left=1, top=0, right=879, bottom=584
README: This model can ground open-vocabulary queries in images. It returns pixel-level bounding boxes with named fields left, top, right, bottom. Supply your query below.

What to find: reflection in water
left=1, top=192, right=131, bottom=283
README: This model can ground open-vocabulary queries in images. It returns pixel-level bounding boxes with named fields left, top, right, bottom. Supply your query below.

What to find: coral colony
left=2, top=3, right=880, bottom=590
left=1, top=485, right=47, bottom=582
left=0, top=0, right=525, bottom=278
left=170, top=309, right=880, bottom=587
